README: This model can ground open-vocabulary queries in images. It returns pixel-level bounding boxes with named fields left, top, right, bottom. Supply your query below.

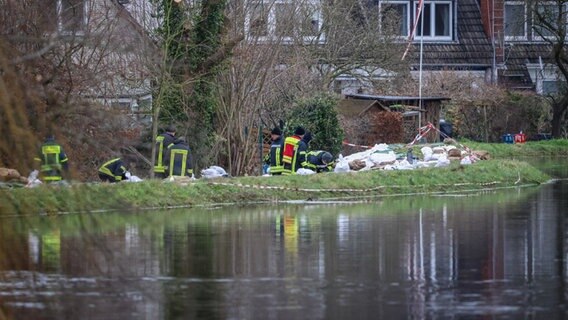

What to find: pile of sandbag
left=0, top=167, right=28, bottom=185
left=334, top=144, right=398, bottom=172
left=334, top=142, right=490, bottom=173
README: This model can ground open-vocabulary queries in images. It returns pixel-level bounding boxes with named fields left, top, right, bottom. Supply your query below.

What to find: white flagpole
left=401, top=0, right=424, bottom=60
left=418, top=0, right=424, bottom=130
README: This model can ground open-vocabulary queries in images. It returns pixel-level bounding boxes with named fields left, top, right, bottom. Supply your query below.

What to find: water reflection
left=1, top=175, right=568, bottom=318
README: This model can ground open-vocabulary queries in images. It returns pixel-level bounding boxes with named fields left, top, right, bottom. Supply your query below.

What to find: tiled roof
left=406, top=0, right=493, bottom=68
left=504, top=43, right=553, bottom=69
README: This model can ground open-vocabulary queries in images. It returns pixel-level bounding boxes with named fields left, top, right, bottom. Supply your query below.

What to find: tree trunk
left=551, top=101, right=566, bottom=138
left=149, top=103, right=161, bottom=179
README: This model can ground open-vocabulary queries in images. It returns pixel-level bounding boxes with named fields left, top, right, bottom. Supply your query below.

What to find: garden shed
left=338, top=94, right=450, bottom=150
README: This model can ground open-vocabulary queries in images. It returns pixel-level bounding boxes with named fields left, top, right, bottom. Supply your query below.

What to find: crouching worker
left=303, top=151, right=334, bottom=173
left=164, top=137, right=193, bottom=177
left=98, top=157, right=129, bottom=183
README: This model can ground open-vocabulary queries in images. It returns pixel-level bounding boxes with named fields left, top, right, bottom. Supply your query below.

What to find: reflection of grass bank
left=0, top=159, right=549, bottom=216
left=365, top=186, right=538, bottom=215
left=4, top=185, right=537, bottom=237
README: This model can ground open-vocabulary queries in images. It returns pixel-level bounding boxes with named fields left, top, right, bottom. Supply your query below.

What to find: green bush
left=286, top=93, right=345, bottom=156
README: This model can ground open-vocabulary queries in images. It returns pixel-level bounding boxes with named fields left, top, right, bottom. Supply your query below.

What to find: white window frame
left=504, top=1, right=527, bottom=41
left=378, top=1, right=411, bottom=38
left=527, top=62, right=565, bottom=95
left=412, top=0, right=453, bottom=41
left=531, top=2, right=566, bottom=41
left=245, top=0, right=323, bottom=44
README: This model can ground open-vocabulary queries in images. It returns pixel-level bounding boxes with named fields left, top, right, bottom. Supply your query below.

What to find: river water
left=0, top=159, right=567, bottom=319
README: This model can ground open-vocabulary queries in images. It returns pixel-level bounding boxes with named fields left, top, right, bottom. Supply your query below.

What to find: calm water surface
left=0, top=160, right=567, bottom=319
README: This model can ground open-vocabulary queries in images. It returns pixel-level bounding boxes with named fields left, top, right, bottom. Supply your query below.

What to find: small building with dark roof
left=337, top=94, right=450, bottom=152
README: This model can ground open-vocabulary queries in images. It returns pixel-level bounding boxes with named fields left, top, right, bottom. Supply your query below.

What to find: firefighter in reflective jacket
left=98, top=158, right=128, bottom=183
left=164, top=137, right=193, bottom=177
left=264, top=127, right=284, bottom=175
left=34, top=135, right=69, bottom=182
left=303, top=151, right=334, bottom=173
left=282, top=126, right=307, bottom=175
left=154, top=125, right=176, bottom=178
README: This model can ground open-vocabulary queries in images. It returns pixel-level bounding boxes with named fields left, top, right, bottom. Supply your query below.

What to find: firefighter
left=303, top=150, right=334, bottom=173
left=98, top=157, right=129, bottom=183
left=164, top=137, right=193, bottom=177
left=282, top=126, right=308, bottom=175
left=34, top=135, right=69, bottom=183
left=264, top=127, right=284, bottom=175
left=154, top=125, right=176, bottom=178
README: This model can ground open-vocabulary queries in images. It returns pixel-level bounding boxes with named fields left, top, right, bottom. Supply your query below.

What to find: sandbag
left=334, top=155, right=350, bottom=173
left=0, top=167, right=25, bottom=182
left=421, top=147, right=433, bottom=161
left=369, top=151, right=396, bottom=165
left=201, top=166, right=229, bottom=179
left=348, top=159, right=366, bottom=171
left=296, top=168, right=315, bottom=175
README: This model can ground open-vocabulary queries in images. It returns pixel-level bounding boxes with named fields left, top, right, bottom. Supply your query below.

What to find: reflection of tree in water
left=163, top=222, right=221, bottom=319
left=0, top=213, right=165, bottom=319
left=2, top=185, right=568, bottom=319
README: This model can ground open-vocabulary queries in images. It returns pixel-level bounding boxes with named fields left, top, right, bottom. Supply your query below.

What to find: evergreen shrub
left=287, top=93, right=344, bottom=156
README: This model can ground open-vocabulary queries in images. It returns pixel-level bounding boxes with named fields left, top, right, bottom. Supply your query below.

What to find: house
left=2, top=0, right=157, bottom=119
left=401, top=0, right=494, bottom=82
left=374, top=0, right=557, bottom=95
left=26, top=1, right=559, bottom=107
left=484, top=0, right=560, bottom=93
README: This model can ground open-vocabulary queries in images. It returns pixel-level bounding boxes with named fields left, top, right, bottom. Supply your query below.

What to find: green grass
left=454, top=139, right=568, bottom=157
left=2, top=139, right=565, bottom=216
left=0, top=159, right=551, bottom=216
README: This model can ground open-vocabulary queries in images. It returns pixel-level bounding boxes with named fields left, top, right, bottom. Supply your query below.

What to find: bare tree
left=527, top=0, right=568, bottom=137
left=210, top=0, right=408, bottom=175
left=313, top=0, right=409, bottom=90
left=0, top=0, right=159, bottom=179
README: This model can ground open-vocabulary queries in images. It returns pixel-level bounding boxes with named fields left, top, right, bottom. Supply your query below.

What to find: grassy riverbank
left=0, top=159, right=550, bottom=216
left=456, top=139, right=568, bottom=157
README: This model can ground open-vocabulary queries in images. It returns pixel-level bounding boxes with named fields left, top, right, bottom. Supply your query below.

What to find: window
left=249, top=3, right=269, bottom=37
left=532, top=2, right=563, bottom=40
left=60, top=0, right=86, bottom=33
left=246, top=0, right=322, bottom=43
left=543, top=80, right=560, bottom=94
left=504, top=2, right=526, bottom=40
left=379, top=1, right=410, bottom=37
left=45, top=0, right=86, bottom=34
left=414, top=1, right=452, bottom=40
left=378, top=1, right=453, bottom=41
